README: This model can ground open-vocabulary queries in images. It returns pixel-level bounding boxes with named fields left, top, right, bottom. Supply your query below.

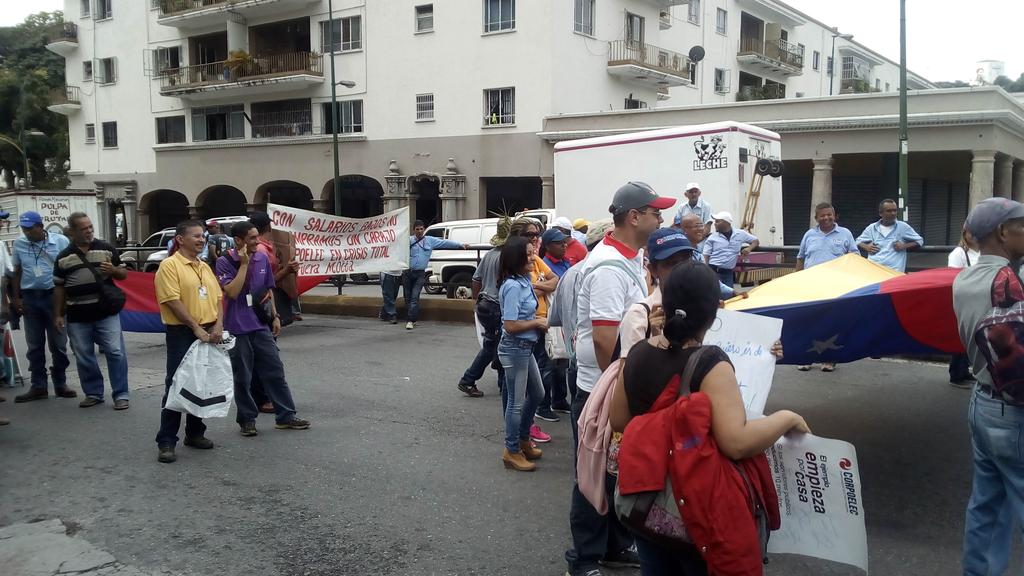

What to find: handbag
left=613, top=346, right=708, bottom=546
left=74, top=251, right=126, bottom=317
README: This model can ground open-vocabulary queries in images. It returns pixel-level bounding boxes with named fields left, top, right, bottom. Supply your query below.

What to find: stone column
left=226, top=17, right=248, bottom=53
left=121, top=182, right=138, bottom=244
left=995, top=154, right=1014, bottom=199
left=810, top=157, right=834, bottom=228
left=439, top=158, right=466, bottom=222
left=1013, top=161, right=1024, bottom=204
left=541, top=176, right=555, bottom=209
left=970, top=150, right=997, bottom=208
left=383, top=160, right=411, bottom=214
left=94, top=184, right=108, bottom=239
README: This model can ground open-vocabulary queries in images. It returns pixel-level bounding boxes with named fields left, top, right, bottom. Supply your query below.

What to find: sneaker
left=458, top=383, right=484, bottom=397
left=551, top=403, right=572, bottom=414
left=54, top=388, right=78, bottom=399
left=275, top=418, right=311, bottom=430
left=113, top=399, right=129, bottom=411
left=78, top=397, right=103, bottom=408
left=529, top=424, right=551, bottom=444
left=821, top=363, right=836, bottom=373
left=406, top=321, right=415, bottom=330
left=950, top=379, right=976, bottom=390
left=599, top=545, right=641, bottom=568
left=157, top=445, right=176, bottom=463
left=183, top=436, right=214, bottom=449
left=536, top=408, right=560, bottom=422
left=14, top=388, right=49, bottom=403
left=797, top=365, right=812, bottom=371
left=390, top=318, right=398, bottom=325
left=240, top=422, right=258, bottom=436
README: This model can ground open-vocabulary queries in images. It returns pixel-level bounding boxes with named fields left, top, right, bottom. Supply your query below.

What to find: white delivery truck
left=553, top=121, right=785, bottom=246
left=0, top=189, right=99, bottom=244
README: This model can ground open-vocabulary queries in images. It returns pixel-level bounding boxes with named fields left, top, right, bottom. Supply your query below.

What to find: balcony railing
left=48, top=22, right=78, bottom=43
left=51, top=85, right=81, bottom=105
left=736, top=83, right=785, bottom=101
left=159, top=0, right=228, bottom=16
left=738, top=36, right=804, bottom=69
left=840, top=78, right=881, bottom=94
left=251, top=109, right=314, bottom=139
left=608, top=40, right=691, bottom=78
left=158, top=52, right=323, bottom=92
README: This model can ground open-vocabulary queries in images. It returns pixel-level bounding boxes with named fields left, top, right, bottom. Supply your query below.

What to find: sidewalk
left=0, top=519, right=167, bottom=576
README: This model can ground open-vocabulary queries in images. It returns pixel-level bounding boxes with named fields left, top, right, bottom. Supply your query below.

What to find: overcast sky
left=2, top=0, right=1020, bottom=83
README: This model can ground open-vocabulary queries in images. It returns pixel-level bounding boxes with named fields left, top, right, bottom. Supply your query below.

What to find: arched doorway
left=255, top=180, right=313, bottom=211
left=410, top=174, right=441, bottom=225
left=197, top=185, right=248, bottom=220
left=139, top=189, right=189, bottom=236
left=320, top=175, right=383, bottom=218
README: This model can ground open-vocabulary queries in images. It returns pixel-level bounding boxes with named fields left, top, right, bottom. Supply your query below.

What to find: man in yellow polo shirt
left=154, top=220, right=224, bottom=464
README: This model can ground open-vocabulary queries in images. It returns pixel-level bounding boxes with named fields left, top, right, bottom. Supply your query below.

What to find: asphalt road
left=0, top=315, right=1003, bottom=575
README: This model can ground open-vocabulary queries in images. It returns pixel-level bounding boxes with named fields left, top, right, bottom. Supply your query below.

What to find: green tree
left=993, top=73, right=1024, bottom=92
left=0, top=11, right=69, bottom=189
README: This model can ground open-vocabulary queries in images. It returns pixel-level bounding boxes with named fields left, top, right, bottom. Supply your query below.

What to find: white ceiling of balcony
left=161, top=74, right=323, bottom=102
left=607, top=65, right=689, bottom=88
left=158, top=0, right=319, bottom=29
left=736, top=0, right=808, bottom=27
left=837, top=44, right=886, bottom=67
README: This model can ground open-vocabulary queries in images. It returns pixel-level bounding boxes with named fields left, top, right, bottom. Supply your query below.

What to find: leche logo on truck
left=693, top=134, right=727, bottom=171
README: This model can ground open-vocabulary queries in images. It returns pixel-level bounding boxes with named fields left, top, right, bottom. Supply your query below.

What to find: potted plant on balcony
left=224, top=50, right=253, bottom=81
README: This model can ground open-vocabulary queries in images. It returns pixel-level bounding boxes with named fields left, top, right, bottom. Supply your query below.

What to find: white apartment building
left=48, top=0, right=934, bottom=242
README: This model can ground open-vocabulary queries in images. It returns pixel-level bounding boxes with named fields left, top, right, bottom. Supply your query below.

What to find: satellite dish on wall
left=688, top=46, right=706, bottom=63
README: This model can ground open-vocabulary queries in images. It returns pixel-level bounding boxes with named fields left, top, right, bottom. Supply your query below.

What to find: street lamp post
left=327, top=0, right=357, bottom=217
left=897, top=0, right=909, bottom=222
left=829, top=31, right=854, bottom=96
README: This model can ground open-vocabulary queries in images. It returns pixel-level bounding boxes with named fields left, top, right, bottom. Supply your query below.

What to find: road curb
left=300, top=295, right=475, bottom=323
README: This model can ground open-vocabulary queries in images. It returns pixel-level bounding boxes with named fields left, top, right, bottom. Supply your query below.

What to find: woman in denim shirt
left=497, top=236, right=548, bottom=471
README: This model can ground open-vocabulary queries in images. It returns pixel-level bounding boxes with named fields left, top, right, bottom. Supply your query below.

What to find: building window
left=80, top=0, right=90, bottom=18
left=155, top=116, right=186, bottom=144
left=192, top=104, right=245, bottom=142
left=321, top=100, right=364, bottom=134
left=483, top=87, right=514, bottom=125
left=687, top=0, right=700, bottom=25
left=483, top=0, right=515, bottom=33
left=415, top=4, right=433, bottom=32
left=714, top=68, right=730, bottom=93
left=85, top=123, right=95, bottom=144
left=416, top=93, right=434, bottom=121
left=101, top=121, right=117, bottom=148
left=82, top=61, right=93, bottom=82
left=715, top=8, right=727, bottom=35
left=96, top=57, right=117, bottom=84
left=252, top=99, right=312, bottom=138
left=625, top=12, right=644, bottom=47
left=875, top=78, right=881, bottom=90
left=827, top=56, right=833, bottom=76
left=624, top=97, right=646, bottom=110
left=687, top=61, right=697, bottom=85
left=812, top=51, right=820, bottom=71
left=574, top=0, right=595, bottom=36
left=320, top=16, right=362, bottom=53
left=95, top=0, right=112, bottom=20
left=152, top=46, right=181, bottom=76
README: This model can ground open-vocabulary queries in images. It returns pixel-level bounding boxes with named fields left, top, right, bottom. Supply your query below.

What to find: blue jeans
left=713, top=266, right=735, bottom=288
left=633, top=534, right=707, bottom=576
left=962, top=388, right=1024, bottom=575
left=21, top=289, right=69, bottom=391
left=230, top=328, right=298, bottom=425
left=380, top=273, right=401, bottom=320
left=156, top=325, right=206, bottom=447
left=498, top=335, right=543, bottom=453
left=66, top=314, right=129, bottom=401
left=459, top=298, right=504, bottom=388
left=402, top=270, right=427, bottom=323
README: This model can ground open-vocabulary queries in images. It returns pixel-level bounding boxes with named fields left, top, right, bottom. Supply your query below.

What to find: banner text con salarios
left=273, top=211, right=400, bottom=234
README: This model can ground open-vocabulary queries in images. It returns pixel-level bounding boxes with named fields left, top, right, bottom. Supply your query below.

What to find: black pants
left=458, top=298, right=505, bottom=388
left=155, top=325, right=207, bottom=447
left=949, top=353, right=973, bottom=383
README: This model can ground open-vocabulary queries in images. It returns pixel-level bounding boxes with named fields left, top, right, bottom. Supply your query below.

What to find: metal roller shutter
left=782, top=176, right=811, bottom=245
left=832, top=176, right=883, bottom=239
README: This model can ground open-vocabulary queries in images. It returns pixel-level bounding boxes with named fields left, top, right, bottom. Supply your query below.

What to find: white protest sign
left=766, top=434, right=868, bottom=573
left=702, top=308, right=782, bottom=415
left=268, top=204, right=410, bottom=277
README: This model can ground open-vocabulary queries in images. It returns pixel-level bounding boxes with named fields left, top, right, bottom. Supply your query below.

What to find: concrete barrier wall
left=300, top=295, right=476, bottom=324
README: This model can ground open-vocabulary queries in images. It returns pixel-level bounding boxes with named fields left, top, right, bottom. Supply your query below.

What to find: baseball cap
left=610, top=181, right=676, bottom=215
left=573, top=218, right=590, bottom=230
left=552, top=216, right=574, bottom=231
left=685, top=182, right=700, bottom=191
left=647, top=228, right=696, bottom=262
left=19, top=211, right=43, bottom=228
left=585, top=219, right=614, bottom=248
left=965, top=197, right=1024, bottom=241
left=541, top=228, right=568, bottom=245
left=712, top=211, right=734, bottom=224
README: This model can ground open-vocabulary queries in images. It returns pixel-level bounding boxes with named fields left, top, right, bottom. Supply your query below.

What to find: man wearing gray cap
left=952, top=197, right=1024, bottom=575
left=674, top=182, right=713, bottom=236
left=565, top=182, right=674, bottom=576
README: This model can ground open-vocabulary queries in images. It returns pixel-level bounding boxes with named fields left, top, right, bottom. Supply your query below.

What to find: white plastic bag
left=164, top=332, right=236, bottom=419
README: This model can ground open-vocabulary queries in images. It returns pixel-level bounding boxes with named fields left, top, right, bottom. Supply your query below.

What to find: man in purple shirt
left=216, top=221, right=310, bottom=437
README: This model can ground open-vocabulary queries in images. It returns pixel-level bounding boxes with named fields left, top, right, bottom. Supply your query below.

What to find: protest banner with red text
left=268, top=204, right=409, bottom=276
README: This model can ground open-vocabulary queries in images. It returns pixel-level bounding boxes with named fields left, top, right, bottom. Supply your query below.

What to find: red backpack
left=973, top=266, right=1024, bottom=404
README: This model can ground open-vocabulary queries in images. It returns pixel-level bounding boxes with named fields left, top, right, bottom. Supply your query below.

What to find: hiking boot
left=240, top=422, right=258, bottom=437
left=529, top=424, right=551, bottom=444
left=157, top=445, right=176, bottom=463
left=519, top=439, right=542, bottom=460
left=78, top=397, right=103, bottom=408
left=183, top=436, right=214, bottom=449
left=458, top=383, right=484, bottom=398
left=536, top=408, right=560, bottom=422
left=551, top=402, right=571, bottom=414
left=54, top=388, right=78, bottom=399
left=502, top=449, right=536, bottom=472
left=275, top=418, right=311, bottom=430
left=113, top=399, right=129, bottom=411
left=599, top=545, right=641, bottom=568
left=15, top=388, right=49, bottom=403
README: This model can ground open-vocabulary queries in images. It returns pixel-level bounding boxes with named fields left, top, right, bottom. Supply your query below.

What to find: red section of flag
left=881, top=267, right=963, bottom=353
